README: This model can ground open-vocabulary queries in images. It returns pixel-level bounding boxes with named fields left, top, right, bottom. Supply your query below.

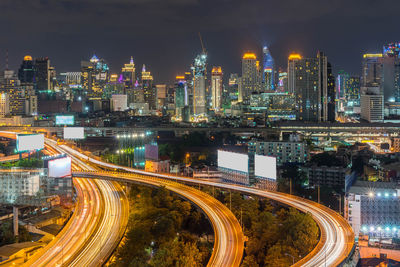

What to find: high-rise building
left=239, top=53, right=261, bottom=102
left=156, top=84, right=167, bottom=111
left=81, top=54, right=110, bottom=99
left=346, top=76, right=361, bottom=102
left=287, top=53, right=302, bottom=94
left=122, top=56, right=136, bottom=88
left=292, top=52, right=334, bottom=122
left=277, top=70, right=288, bottom=93
left=18, top=55, right=35, bottom=84
left=141, top=65, right=156, bottom=110
left=191, top=53, right=207, bottom=116
left=211, top=66, right=223, bottom=112
left=262, top=46, right=275, bottom=90
left=174, top=76, right=189, bottom=120
left=0, top=93, right=9, bottom=117
left=336, top=70, right=349, bottom=100
left=361, top=54, right=383, bottom=89
left=0, top=70, right=25, bottom=115
left=382, top=42, right=400, bottom=103
left=34, top=57, right=51, bottom=93
left=361, top=87, right=384, bottom=122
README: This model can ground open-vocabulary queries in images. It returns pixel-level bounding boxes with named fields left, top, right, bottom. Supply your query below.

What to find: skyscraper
left=141, top=65, right=156, bottom=110
left=239, top=53, right=261, bottom=102
left=122, top=56, right=136, bottom=87
left=18, top=55, right=35, bottom=84
left=175, top=75, right=188, bottom=120
left=262, top=46, right=275, bottom=90
left=34, top=57, right=51, bottom=93
left=382, top=42, right=400, bottom=102
left=80, top=54, right=110, bottom=99
left=361, top=54, right=383, bottom=88
left=191, top=53, right=207, bottom=116
left=211, top=66, right=223, bottom=112
left=0, top=70, right=25, bottom=115
left=293, top=52, right=334, bottom=122
left=287, top=53, right=302, bottom=94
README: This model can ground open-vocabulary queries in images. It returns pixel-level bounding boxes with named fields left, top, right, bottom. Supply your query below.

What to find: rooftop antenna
left=5, top=49, right=9, bottom=70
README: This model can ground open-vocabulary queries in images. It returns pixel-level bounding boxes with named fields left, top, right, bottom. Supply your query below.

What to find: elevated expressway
left=0, top=132, right=129, bottom=267
left=61, top=143, right=355, bottom=267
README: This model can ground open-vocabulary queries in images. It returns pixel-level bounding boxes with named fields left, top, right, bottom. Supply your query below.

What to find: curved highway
left=0, top=131, right=129, bottom=267
left=60, top=142, right=354, bottom=267
left=49, top=140, right=244, bottom=267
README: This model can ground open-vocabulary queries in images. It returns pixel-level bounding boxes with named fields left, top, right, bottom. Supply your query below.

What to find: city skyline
left=1, top=0, right=400, bottom=82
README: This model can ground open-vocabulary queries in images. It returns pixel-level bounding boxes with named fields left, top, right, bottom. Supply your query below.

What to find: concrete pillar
left=13, top=206, right=18, bottom=238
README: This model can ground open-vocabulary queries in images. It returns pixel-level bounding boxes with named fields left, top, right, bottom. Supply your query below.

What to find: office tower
left=382, top=42, right=400, bottom=102
left=122, top=56, right=136, bottom=86
left=361, top=92, right=383, bottom=122
left=141, top=65, right=156, bottom=110
left=361, top=54, right=383, bottom=88
left=0, top=70, right=25, bottom=115
left=0, top=93, right=9, bottom=116
left=293, top=52, right=333, bottom=122
left=262, top=46, right=275, bottom=90
left=211, top=66, right=223, bottom=112
left=156, top=84, right=167, bottom=111
left=336, top=70, right=349, bottom=100
left=277, top=70, right=288, bottom=92
left=80, top=54, right=110, bottom=99
left=34, top=57, right=51, bottom=93
left=346, top=76, right=361, bottom=102
left=18, top=55, right=35, bottom=84
left=175, top=76, right=188, bottom=120
left=239, top=53, right=261, bottom=102
left=287, top=53, right=302, bottom=94
left=327, top=62, right=336, bottom=122
left=191, top=53, right=207, bottom=116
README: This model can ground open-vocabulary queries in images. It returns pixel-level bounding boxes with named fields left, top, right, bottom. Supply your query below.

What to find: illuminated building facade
left=141, top=64, right=156, bottom=110
left=277, top=71, right=288, bottom=92
left=122, top=56, right=136, bottom=86
left=361, top=93, right=384, bottom=122
left=0, top=70, right=25, bottom=115
left=382, top=43, right=400, bottom=103
left=0, top=93, right=9, bottom=116
left=287, top=53, right=302, bottom=94
left=191, top=53, right=207, bottom=116
left=80, top=54, right=110, bottom=99
left=345, top=181, right=400, bottom=238
left=262, top=46, right=275, bottom=90
left=240, top=53, right=261, bottom=102
left=18, top=55, right=35, bottom=84
left=174, top=76, right=188, bottom=120
left=293, top=52, right=334, bottom=122
left=211, top=66, right=223, bottom=112
left=361, top=54, right=383, bottom=89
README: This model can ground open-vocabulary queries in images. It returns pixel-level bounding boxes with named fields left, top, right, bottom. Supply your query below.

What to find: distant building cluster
left=0, top=42, right=399, bottom=126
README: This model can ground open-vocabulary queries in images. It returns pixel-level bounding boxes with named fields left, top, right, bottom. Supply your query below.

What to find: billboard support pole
left=13, top=206, right=18, bottom=239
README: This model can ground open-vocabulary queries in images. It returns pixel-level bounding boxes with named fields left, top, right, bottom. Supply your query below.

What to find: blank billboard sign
left=145, top=144, right=159, bottom=161
left=255, top=154, right=277, bottom=180
left=218, top=150, right=248, bottom=173
left=48, top=156, right=72, bottom=178
left=16, top=134, right=44, bottom=152
left=63, top=127, right=85, bottom=139
left=56, top=115, right=74, bottom=125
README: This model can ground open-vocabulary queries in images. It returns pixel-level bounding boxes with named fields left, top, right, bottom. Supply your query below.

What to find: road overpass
left=4, top=121, right=400, bottom=137
left=59, top=143, right=355, bottom=267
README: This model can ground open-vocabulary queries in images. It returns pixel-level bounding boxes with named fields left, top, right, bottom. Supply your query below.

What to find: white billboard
left=218, top=150, right=248, bottom=173
left=255, top=154, right=277, bottom=180
left=48, top=156, right=72, bottom=178
left=63, top=127, right=85, bottom=139
left=16, top=134, right=44, bottom=152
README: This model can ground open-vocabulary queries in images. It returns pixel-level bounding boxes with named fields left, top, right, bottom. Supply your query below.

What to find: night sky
left=1, top=0, right=400, bottom=83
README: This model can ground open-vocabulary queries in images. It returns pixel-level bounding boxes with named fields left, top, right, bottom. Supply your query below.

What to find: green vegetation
left=0, top=158, right=43, bottom=168
left=202, top=188, right=320, bottom=266
left=111, top=185, right=213, bottom=267
left=0, top=221, right=31, bottom=246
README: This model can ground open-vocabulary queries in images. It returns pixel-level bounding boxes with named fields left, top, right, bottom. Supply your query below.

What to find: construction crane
left=198, top=32, right=206, bottom=55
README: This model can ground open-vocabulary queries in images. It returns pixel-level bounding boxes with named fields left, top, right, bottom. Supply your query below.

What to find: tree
left=241, top=255, right=259, bottom=267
